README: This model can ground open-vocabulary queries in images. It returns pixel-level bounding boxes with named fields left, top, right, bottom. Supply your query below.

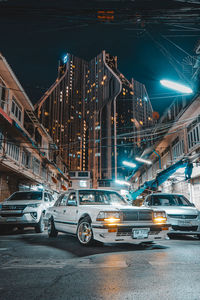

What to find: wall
left=0, top=173, right=19, bottom=202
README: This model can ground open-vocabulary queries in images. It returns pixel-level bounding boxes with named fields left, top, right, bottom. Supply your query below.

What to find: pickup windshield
left=79, top=190, right=128, bottom=205
left=8, top=192, right=43, bottom=201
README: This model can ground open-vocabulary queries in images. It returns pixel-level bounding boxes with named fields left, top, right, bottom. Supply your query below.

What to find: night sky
left=0, top=0, right=199, bottom=115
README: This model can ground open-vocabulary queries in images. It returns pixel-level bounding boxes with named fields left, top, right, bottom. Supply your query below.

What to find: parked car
left=45, top=189, right=170, bottom=246
left=0, top=190, right=55, bottom=233
left=142, top=193, right=200, bottom=239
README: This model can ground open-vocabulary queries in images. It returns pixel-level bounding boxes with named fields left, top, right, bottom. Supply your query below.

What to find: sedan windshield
left=8, top=192, right=43, bottom=201
left=151, top=194, right=192, bottom=206
left=79, top=190, right=128, bottom=205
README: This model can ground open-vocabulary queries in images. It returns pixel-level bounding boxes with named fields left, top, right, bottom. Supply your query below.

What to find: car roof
left=13, top=191, right=43, bottom=193
left=147, top=193, right=183, bottom=196
left=62, top=189, right=120, bottom=193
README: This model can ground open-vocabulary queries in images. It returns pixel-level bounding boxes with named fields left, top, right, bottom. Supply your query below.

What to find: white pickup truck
left=0, top=191, right=55, bottom=232
left=46, top=189, right=170, bottom=246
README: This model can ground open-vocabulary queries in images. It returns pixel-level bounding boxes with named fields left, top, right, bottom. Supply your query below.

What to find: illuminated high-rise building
left=85, top=51, right=154, bottom=187
left=35, top=54, right=87, bottom=171
left=35, top=51, right=154, bottom=187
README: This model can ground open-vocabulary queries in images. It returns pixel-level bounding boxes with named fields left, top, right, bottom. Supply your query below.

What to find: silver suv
left=0, top=191, right=54, bottom=233
left=143, top=193, right=200, bottom=238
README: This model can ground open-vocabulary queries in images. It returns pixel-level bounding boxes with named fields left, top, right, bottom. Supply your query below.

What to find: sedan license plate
left=132, top=228, right=149, bottom=239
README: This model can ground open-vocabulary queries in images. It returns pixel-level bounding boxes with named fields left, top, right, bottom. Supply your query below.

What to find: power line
left=0, top=120, right=196, bottom=152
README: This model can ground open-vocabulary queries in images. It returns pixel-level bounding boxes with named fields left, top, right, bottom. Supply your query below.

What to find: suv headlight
left=153, top=211, right=167, bottom=224
left=27, top=203, right=41, bottom=208
left=96, top=211, right=122, bottom=224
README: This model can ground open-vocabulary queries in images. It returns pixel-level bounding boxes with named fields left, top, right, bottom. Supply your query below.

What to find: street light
left=160, top=79, right=193, bottom=94
left=115, top=179, right=131, bottom=186
left=135, top=157, right=152, bottom=165
left=122, top=161, right=136, bottom=168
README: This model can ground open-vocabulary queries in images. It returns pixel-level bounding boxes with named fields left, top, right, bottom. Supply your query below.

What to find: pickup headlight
left=27, top=203, right=41, bottom=208
left=96, top=211, right=122, bottom=224
left=153, top=211, right=167, bottom=224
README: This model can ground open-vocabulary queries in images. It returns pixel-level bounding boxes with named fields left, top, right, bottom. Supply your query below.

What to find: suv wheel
left=48, top=218, right=58, bottom=238
left=77, top=217, right=94, bottom=246
left=35, top=215, right=45, bottom=233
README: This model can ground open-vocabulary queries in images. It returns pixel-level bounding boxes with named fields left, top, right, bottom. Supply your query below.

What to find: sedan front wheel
left=77, top=218, right=94, bottom=246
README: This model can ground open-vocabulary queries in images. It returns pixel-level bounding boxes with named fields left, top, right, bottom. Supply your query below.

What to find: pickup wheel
left=77, top=217, right=94, bottom=246
left=35, top=215, right=45, bottom=233
left=48, top=218, right=58, bottom=238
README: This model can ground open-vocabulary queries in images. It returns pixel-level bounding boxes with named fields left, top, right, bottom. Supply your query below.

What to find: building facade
left=36, top=51, right=154, bottom=188
left=131, top=95, right=200, bottom=208
left=0, top=53, right=68, bottom=201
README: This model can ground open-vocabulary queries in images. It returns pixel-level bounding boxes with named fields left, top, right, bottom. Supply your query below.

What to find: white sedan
left=143, top=193, right=200, bottom=238
left=45, top=189, right=170, bottom=246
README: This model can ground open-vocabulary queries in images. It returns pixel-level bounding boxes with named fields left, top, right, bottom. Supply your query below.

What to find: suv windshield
left=79, top=190, right=128, bottom=205
left=151, top=194, right=192, bottom=206
left=8, top=192, right=43, bottom=201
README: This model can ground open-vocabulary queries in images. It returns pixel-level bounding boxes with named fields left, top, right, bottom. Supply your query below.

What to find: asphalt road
left=0, top=228, right=200, bottom=300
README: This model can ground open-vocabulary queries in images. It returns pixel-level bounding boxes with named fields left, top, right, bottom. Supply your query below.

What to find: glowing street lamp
left=115, top=179, right=131, bottom=186
left=160, top=79, right=193, bottom=94
left=135, top=157, right=152, bottom=165
left=122, top=161, right=136, bottom=168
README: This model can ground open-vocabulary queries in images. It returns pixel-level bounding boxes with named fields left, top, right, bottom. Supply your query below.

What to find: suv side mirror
left=44, top=197, right=49, bottom=202
left=190, top=203, right=195, bottom=207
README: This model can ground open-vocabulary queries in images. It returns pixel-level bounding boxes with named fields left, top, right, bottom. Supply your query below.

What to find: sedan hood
left=79, top=204, right=153, bottom=212
left=154, top=206, right=199, bottom=216
left=3, top=200, right=42, bottom=206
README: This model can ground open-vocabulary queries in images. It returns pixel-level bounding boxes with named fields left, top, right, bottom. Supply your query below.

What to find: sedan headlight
left=96, top=211, right=122, bottom=224
left=27, top=203, right=41, bottom=208
left=153, top=211, right=167, bottom=224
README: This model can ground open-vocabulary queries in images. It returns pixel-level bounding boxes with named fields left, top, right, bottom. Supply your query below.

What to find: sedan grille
left=1, top=205, right=27, bottom=211
left=121, top=210, right=152, bottom=221
left=168, top=214, right=198, bottom=220
left=172, top=225, right=198, bottom=231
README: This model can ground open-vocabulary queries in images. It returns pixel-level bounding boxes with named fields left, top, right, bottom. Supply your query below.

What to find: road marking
left=0, top=248, right=9, bottom=251
left=1, top=258, right=128, bottom=269
left=76, top=258, right=127, bottom=268
left=149, top=261, right=199, bottom=266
